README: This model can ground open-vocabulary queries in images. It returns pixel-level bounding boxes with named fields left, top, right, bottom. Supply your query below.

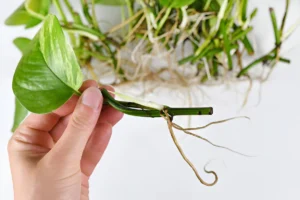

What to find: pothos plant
left=6, top=0, right=295, bottom=186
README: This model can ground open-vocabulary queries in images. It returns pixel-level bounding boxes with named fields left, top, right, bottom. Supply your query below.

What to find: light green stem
left=91, top=0, right=100, bottom=30
left=53, top=0, right=68, bottom=23
left=155, top=7, right=172, bottom=35
left=24, top=2, right=45, bottom=21
left=63, top=0, right=80, bottom=22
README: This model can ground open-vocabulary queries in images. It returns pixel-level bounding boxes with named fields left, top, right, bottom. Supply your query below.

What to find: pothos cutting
left=6, top=0, right=296, bottom=186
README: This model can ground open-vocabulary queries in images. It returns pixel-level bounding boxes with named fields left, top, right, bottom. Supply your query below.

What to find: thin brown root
left=172, top=122, right=253, bottom=157
left=126, top=15, right=146, bottom=41
left=162, top=110, right=218, bottom=186
left=262, top=60, right=277, bottom=82
left=255, top=80, right=263, bottom=107
left=242, top=75, right=253, bottom=108
left=180, top=116, right=250, bottom=131
left=108, top=9, right=143, bottom=34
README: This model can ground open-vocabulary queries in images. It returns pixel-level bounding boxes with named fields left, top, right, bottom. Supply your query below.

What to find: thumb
left=49, top=86, right=103, bottom=163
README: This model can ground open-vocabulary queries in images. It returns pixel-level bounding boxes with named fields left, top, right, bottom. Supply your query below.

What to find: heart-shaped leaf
left=159, top=0, right=196, bottom=8
left=13, top=14, right=83, bottom=114
left=13, top=37, right=32, bottom=54
left=11, top=37, right=32, bottom=132
left=5, top=0, right=50, bottom=29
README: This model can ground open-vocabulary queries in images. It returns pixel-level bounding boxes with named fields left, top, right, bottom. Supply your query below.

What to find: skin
left=8, top=80, right=124, bottom=200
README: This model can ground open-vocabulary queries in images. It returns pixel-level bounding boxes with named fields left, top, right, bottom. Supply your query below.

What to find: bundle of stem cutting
left=110, top=0, right=293, bottom=84
left=6, top=0, right=295, bottom=86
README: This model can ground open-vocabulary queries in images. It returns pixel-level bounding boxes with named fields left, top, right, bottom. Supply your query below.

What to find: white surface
left=1, top=0, right=300, bottom=199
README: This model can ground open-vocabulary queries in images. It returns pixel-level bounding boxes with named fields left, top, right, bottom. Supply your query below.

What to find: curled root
left=162, top=110, right=253, bottom=186
left=162, top=109, right=218, bottom=186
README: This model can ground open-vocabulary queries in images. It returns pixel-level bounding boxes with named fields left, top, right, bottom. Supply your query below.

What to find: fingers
left=49, top=87, right=103, bottom=163
left=80, top=108, right=123, bottom=177
left=49, top=83, right=122, bottom=142
left=19, top=113, right=60, bottom=132
left=19, top=95, right=78, bottom=132
left=8, top=127, right=53, bottom=154
left=53, top=95, right=79, bottom=117
left=80, top=80, right=98, bottom=92
left=52, top=79, right=98, bottom=117
left=81, top=122, right=112, bottom=177
left=50, top=106, right=123, bottom=142
left=53, top=80, right=98, bottom=117
left=97, top=106, right=124, bottom=126
left=16, top=80, right=98, bottom=133
left=49, top=114, right=71, bottom=143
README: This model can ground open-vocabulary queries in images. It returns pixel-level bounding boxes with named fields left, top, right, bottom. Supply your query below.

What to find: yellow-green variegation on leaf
left=12, top=15, right=83, bottom=114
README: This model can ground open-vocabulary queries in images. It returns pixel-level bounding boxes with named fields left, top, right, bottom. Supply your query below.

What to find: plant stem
left=242, top=36, right=254, bottom=55
left=53, top=0, right=68, bottom=23
left=239, top=0, right=248, bottom=22
left=91, top=0, right=100, bottom=31
left=63, top=0, right=82, bottom=24
left=236, top=48, right=290, bottom=77
left=125, top=0, right=134, bottom=31
left=269, top=8, right=281, bottom=47
left=81, top=0, right=93, bottom=24
left=280, top=0, right=290, bottom=36
left=24, top=2, right=45, bottom=21
left=221, top=20, right=233, bottom=70
left=65, top=23, right=106, bottom=40
left=101, top=89, right=213, bottom=118
left=155, top=7, right=172, bottom=36
left=63, top=28, right=99, bottom=40
left=53, top=0, right=79, bottom=46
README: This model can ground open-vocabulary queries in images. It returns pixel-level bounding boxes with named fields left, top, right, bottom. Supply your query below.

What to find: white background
left=1, top=0, right=300, bottom=199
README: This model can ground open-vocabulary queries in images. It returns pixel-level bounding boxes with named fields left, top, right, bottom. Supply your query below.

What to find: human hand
left=8, top=80, right=123, bottom=200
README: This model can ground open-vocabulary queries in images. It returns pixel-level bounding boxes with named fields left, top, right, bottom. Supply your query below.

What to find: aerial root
left=172, top=121, right=253, bottom=158
left=162, top=109, right=218, bottom=186
left=179, top=116, right=250, bottom=131
left=161, top=110, right=254, bottom=186
left=242, top=75, right=253, bottom=108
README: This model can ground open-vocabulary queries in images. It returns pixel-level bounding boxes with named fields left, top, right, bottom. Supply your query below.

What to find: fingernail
left=82, top=87, right=102, bottom=109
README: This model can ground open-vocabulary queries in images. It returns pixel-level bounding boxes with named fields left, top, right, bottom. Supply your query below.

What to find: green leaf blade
left=13, top=37, right=32, bottom=54
left=12, top=98, right=28, bottom=132
left=5, top=4, right=32, bottom=26
left=39, top=15, right=83, bottom=92
left=5, top=0, right=51, bottom=29
left=12, top=15, right=83, bottom=114
left=13, top=40, right=75, bottom=113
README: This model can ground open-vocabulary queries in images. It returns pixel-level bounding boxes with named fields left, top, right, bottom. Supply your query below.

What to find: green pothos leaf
left=11, top=37, right=32, bottom=132
left=159, top=0, right=196, bottom=8
left=13, top=37, right=32, bottom=54
left=13, top=15, right=83, bottom=114
left=95, top=0, right=126, bottom=6
left=5, top=0, right=50, bottom=29
left=11, top=99, right=28, bottom=132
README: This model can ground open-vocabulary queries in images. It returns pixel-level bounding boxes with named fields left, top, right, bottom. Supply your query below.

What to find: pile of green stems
left=57, top=0, right=291, bottom=84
